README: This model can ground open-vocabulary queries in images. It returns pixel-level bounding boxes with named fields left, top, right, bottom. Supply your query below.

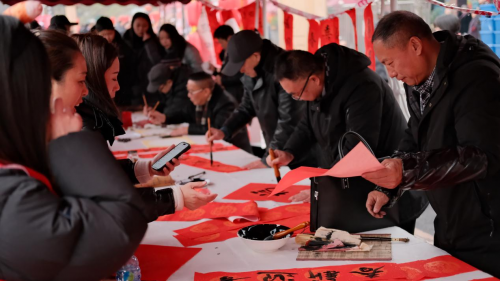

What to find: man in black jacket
left=166, top=72, right=252, bottom=153
left=146, top=61, right=195, bottom=125
left=207, top=30, right=314, bottom=169
left=269, top=46, right=428, bottom=233
left=362, top=11, right=500, bottom=277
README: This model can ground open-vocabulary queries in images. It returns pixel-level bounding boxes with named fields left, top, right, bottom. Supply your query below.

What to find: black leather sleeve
left=136, top=188, right=176, bottom=222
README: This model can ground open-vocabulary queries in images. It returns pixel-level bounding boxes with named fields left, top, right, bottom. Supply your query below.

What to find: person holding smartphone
left=72, top=34, right=217, bottom=221
left=0, top=16, right=148, bottom=280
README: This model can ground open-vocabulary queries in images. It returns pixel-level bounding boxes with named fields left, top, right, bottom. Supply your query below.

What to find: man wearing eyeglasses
left=206, top=30, right=316, bottom=169
left=267, top=44, right=428, bottom=234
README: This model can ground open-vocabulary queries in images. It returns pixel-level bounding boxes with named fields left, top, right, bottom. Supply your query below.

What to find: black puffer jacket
left=0, top=131, right=148, bottom=281
left=77, top=100, right=176, bottom=222
left=390, top=31, right=500, bottom=277
left=113, top=31, right=137, bottom=106
left=284, top=43, right=428, bottom=233
left=221, top=39, right=314, bottom=166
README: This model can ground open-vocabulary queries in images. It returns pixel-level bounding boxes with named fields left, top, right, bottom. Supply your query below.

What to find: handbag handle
left=336, top=131, right=376, bottom=189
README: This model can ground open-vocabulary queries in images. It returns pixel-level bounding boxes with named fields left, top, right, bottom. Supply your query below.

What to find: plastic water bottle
left=116, top=255, right=141, bottom=281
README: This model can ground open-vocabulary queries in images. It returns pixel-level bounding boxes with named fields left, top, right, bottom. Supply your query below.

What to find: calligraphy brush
left=207, top=117, right=213, bottom=166
left=269, top=149, right=281, bottom=182
left=151, top=101, right=160, bottom=112
left=142, top=94, right=148, bottom=106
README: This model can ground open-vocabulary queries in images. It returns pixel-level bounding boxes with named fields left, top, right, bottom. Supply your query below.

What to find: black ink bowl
left=237, top=224, right=293, bottom=253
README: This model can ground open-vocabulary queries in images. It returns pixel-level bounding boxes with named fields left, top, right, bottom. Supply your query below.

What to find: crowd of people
left=0, top=7, right=500, bottom=280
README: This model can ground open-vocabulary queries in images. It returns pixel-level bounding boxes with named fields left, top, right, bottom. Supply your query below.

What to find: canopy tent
left=1, top=0, right=190, bottom=6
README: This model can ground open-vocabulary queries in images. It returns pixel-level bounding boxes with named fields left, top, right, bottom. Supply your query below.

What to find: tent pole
left=262, top=0, right=268, bottom=39
left=255, top=0, right=260, bottom=33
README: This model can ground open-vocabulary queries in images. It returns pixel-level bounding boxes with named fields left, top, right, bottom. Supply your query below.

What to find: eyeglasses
left=187, top=89, right=204, bottom=96
left=292, top=72, right=314, bottom=101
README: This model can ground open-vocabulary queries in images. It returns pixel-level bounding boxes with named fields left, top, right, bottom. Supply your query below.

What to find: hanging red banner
left=205, top=7, right=223, bottom=65
left=284, top=11, right=294, bottom=50
left=238, top=2, right=263, bottom=34
left=218, top=9, right=233, bottom=25
left=308, top=19, right=321, bottom=53
left=346, top=8, right=358, bottom=50
left=364, top=3, right=376, bottom=71
left=320, top=17, right=339, bottom=46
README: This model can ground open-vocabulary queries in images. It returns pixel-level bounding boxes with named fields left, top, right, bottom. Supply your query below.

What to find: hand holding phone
left=152, top=142, right=191, bottom=171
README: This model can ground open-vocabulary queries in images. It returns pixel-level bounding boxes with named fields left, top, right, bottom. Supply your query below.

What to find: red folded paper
left=134, top=244, right=201, bottom=280
left=174, top=203, right=310, bottom=240
left=157, top=201, right=259, bottom=222
left=195, top=262, right=407, bottom=281
left=224, top=183, right=309, bottom=203
left=398, top=255, right=477, bottom=280
left=270, top=142, right=384, bottom=196
left=180, top=155, right=247, bottom=173
left=174, top=214, right=310, bottom=247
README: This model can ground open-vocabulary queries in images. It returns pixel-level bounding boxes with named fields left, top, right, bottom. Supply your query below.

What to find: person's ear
left=253, top=52, right=261, bottom=63
left=310, top=74, right=321, bottom=86
left=409, top=36, right=423, bottom=56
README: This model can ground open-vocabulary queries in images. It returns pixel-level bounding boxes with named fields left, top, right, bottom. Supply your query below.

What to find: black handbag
left=309, top=131, right=400, bottom=233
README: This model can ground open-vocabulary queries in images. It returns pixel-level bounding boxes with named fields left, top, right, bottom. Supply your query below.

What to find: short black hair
left=188, top=71, right=215, bottom=90
left=214, top=25, right=234, bottom=40
left=372, top=11, right=434, bottom=48
left=434, top=14, right=460, bottom=34
left=274, top=50, right=324, bottom=81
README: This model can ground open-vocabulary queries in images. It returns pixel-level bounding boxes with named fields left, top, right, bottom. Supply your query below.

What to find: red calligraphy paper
left=308, top=19, right=321, bottom=53
left=175, top=214, right=310, bottom=247
left=157, top=201, right=259, bottom=222
left=399, top=255, right=477, bottom=280
left=180, top=155, right=247, bottom=173
left=188, top=143, right=239, bottom=154
left=174, top=203, right=310, bottom=240
left=346, top=8, right=358, bottom=51
left=471, top=278, right=500, bottom=281
left=284, top=11, right=294, bottom=50
left=238, top=2, right=263, bottom=34
left=224, top=183, right=309, bottom=203
left=134, top=244, right=201, bottom=280
left=271, top=142, right=383, bottom=196
left=195, top=262, right=408, bottom=281
left=320, top=17, right=339, bottom=46
left=364, top=3, right=376, bottom=71
left=206, top=7, right=223, bottom=65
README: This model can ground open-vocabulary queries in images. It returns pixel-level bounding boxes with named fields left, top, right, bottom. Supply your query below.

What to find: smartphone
left=152, top=142, right=191, bottom=171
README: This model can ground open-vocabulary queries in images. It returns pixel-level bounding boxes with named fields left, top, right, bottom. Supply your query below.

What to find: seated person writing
left=149, top=72, right=252, bottom=153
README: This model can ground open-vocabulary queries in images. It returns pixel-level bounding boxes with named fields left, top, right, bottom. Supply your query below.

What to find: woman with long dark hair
left=0, top=15, right=149, bottom=280
left=93, top=16, right=136, bottom=106
left=159, top=23, right=203, bottom=73
left=73, top=34, right=217, bottom=221
left=123, top=13, right=164, bottom=105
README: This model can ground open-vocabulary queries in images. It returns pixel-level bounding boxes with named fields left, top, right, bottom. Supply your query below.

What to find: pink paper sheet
left=270, top=142, right=384, bottom=196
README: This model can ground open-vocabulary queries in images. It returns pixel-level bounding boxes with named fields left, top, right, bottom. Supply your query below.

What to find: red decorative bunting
left=224, top=183, right=309, bottom=203
left=218, top=9, right=234, bottom=25
left=284, top=11, right=294, bottom=50
left=134, top=245, right=201, bottom=281
left=157, top=201, right=260, bottom=222
left=308, top=19, right=321, bottom=53
left=180, top=155, right=247, bottom=173
left=364, top=3, right=376, bottom=71
left=238, top=2, right=263, bottom=34
left=320, top=17, right=339, bottom=46
left=346, top=8, right=358, bottom=50
left=194, top=255, right=478, bottom=281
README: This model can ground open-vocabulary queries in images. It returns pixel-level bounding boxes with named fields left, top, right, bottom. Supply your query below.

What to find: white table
left=114, top=124, right=493, bottom=281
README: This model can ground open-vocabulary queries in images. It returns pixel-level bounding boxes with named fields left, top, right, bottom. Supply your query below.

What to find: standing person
left=213, top=25, right=244, bottom=104
left=433, top=14, right=461, bottom=34
left=206, top=30, right=315, bottom=169
left=363, top=11, right=500, bottom=277
left=93, top=16, right=136, bottom=106
left=0, top=15, right=148, bottom=281
left=269, top=47, right=427, bottom=233
left=48, top=15, right=77, bottom=35
left=123, top=13, right=164, bottom=105
left=159, top=24, right=203, bottom=73
left=72, top=34, right=217, bottom=221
